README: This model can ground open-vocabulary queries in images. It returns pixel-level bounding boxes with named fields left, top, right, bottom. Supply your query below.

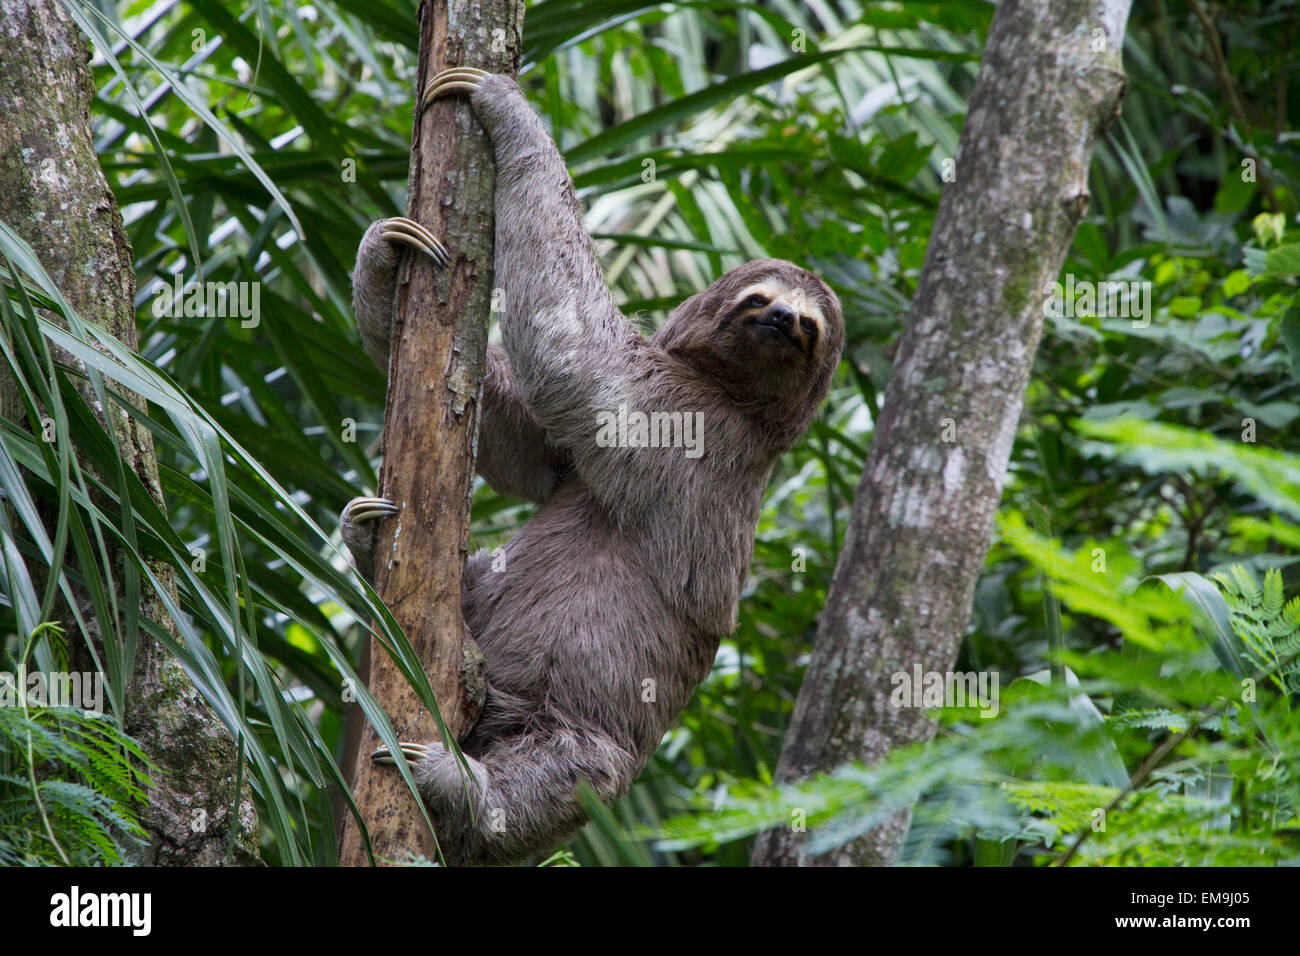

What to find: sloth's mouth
left=748, top=316, right=802, bottom=349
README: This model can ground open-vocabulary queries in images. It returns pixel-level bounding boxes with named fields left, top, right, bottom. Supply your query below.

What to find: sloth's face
left=706, top=270, right=842, bottom=399
left=727, top=279, right=828, bottom=360
left=655, top=260, right=843, bottom=428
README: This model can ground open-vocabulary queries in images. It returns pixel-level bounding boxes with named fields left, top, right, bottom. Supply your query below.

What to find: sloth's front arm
left=350, top=223, right=568, bottom=506
left=430, top=72, right=658, bottom=500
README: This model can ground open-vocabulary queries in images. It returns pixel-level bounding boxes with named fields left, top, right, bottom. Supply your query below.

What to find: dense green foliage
left=1, top=0, right=1297, bottom=864
left=0, top=626, right=152, bottom=865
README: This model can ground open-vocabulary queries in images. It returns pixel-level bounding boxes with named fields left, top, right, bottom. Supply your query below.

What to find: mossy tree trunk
left=0, top=0, right=258, bottom=864
left=752, top=0, right=1133, bottom=867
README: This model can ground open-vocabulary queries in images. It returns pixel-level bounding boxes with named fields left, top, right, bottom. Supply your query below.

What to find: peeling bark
left=0, top=0, right=258, bottom=864
left=336, top=0, right=524, bottom=867
left=752, top=0, right=1132, bottom=867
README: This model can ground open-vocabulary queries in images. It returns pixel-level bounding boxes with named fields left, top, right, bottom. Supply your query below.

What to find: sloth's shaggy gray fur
left=345, top=73, right=843, bottom=865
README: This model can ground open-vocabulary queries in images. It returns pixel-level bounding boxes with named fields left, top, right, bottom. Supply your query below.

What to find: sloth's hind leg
left=373, top=727, right=636, bottom=865
left=351, top=217, right=448, bottom=370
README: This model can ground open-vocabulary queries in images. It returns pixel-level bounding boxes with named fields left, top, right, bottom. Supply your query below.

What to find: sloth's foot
left=372, top=741, right=434, bottom=765
left=340, top=496, right=398, bottom=582
left=374, top=739, right=489, bottom=813
left=373, top=740, right=486, bottom=804
left=421, top=66, right=489, bottom=108
left=377, top=216, right=450, bottom=267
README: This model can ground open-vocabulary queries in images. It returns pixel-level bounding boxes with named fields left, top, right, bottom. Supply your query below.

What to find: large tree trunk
left=337, top=0, right=524, bottom=866
left=0, top=0, right=259, bottom=864
left=752, top=0, right=1132, bottom=867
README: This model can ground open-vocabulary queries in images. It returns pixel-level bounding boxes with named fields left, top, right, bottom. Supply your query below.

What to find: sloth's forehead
left=734, top=280, right=825, bottom=323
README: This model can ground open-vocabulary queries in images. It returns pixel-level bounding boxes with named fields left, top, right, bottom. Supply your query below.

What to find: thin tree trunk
left=337, top=0, right=524, bottom=866
left=752, top=0, right=1132, bottom=867
left=0, top=0, right=259, bottom=864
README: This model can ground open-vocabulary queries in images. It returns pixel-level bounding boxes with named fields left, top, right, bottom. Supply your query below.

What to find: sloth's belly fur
left=462, top=481, right=726, bottom=762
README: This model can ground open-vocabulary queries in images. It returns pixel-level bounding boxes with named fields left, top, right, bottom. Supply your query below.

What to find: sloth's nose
left=762, top=303, right=796, bottom=335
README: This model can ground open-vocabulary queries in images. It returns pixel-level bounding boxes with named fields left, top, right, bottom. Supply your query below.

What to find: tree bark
left=337, top=0, right=524, bottom=866
left=0, top=0, right=259, bottom=864
left=752, top=0, right=1132, bottom=867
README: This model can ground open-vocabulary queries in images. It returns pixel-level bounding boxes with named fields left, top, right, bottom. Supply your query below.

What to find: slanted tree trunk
left=752, top=0, right=1133, bottom=867
left=0, top=0, right=258, bottom=864
left=337, top=0, right=524, bottom=866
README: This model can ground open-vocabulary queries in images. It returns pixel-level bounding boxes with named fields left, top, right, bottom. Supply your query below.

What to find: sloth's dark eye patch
left=800, top=316, right=816, bottom=335
left=744, top=293, right=769, bottom=309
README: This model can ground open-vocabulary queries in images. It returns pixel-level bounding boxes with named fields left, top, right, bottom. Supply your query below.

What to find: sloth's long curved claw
left=420, top=67, right=489, bottom=109
left=378, top=217, right=450, bottom=268
left=372, top=742, right=434, bottom=765
left=343, top=496, right=399, bottom=526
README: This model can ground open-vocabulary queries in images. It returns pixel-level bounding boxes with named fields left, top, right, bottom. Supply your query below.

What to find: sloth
left=342, top=68, right=844, bottom=865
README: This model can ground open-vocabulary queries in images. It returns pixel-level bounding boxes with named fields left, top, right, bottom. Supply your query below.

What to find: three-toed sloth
left=343, top=68, right=844, bottom=865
